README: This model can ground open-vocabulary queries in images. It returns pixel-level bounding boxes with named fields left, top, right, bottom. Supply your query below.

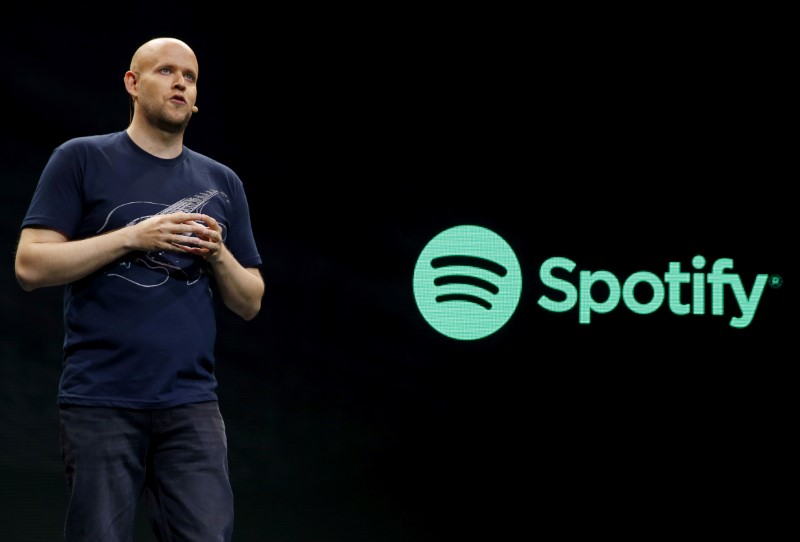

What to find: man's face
left=135, top=41, right=199, bottom=133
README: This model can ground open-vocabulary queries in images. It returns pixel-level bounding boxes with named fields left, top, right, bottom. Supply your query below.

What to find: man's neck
left=126, top=121, right=184, bottom=159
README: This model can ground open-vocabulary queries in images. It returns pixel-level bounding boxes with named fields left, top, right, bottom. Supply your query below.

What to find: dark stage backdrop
left=0, top=7, right=792, bottom=541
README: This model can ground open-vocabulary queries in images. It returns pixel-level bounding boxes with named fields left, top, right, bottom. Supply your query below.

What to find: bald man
left=15, top=37, right=263, bottom=541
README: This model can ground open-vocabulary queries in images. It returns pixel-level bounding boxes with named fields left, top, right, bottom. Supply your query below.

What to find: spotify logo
left=414, top=225, right=780, bottom=339
left=413, top=225, right=523, bottom=340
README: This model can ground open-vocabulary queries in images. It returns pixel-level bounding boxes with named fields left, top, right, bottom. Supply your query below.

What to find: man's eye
left=161, top=68, right=172, bottom=74
left=185, top=74, right=195, bottom=81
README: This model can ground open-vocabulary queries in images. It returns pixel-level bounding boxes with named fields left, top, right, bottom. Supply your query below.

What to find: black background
left=0, top=6, right=792, bottom=541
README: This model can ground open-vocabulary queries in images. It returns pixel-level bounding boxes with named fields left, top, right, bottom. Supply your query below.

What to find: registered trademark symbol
left=768, top=274, right=783, bottom=288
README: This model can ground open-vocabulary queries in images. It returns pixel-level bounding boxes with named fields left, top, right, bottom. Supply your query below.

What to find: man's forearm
left=16, top=212, right=226, bottom=292
left=208, top=245, right=264, bottom=320
left=15, top=228, right=134, bottom=291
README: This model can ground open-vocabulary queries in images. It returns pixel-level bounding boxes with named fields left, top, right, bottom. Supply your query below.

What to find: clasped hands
left=131, top=212, right=223, bottom=262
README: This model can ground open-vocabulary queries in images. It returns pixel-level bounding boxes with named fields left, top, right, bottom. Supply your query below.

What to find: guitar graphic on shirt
left=99, top=189, right=229, bottom=288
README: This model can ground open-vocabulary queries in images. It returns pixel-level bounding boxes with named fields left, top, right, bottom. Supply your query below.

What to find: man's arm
left=151, top=212, right=264, bottom=321
left=15, top=227, right=131, bottom=291
left=206, top=246, right=264, bottom=321
left=15, top=212, right=219, bottom=291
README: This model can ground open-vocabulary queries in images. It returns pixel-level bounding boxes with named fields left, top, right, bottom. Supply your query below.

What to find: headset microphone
left=192, top=105, right=198, bottom=113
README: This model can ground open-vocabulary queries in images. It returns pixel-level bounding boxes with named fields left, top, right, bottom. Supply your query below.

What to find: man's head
left=124, top=37, right=199, bottom=133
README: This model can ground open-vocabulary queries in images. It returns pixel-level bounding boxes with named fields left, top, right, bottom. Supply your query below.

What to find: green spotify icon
left=413, top=225, right=522, bottom=340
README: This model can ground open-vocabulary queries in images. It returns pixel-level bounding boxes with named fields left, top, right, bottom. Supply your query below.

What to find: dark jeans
left=59, top=401, right=234, bottom=542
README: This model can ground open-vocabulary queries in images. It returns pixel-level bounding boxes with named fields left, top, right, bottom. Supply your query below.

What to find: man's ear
left=124, top=71, right=138, bottom=96
left=124, top=71, right=139, bottom=125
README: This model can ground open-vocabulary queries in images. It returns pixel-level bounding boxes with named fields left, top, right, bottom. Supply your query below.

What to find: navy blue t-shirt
left=21, top=131, right=262, bottom=409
